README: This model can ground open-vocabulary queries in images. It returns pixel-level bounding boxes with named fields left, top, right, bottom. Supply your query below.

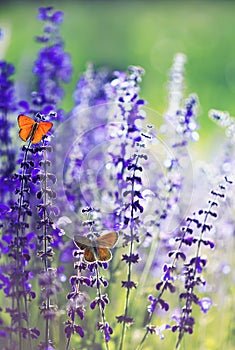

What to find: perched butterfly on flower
left=18, top=114, right=53, bottom=144
left=74, top=232, right=119, bottom=263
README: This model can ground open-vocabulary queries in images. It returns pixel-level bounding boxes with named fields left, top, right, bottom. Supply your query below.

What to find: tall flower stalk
left=32, top=7, right=72, bottom=119
left=36, top=129, right=60, bottom=350
left=91, top=262, right=112, bottom=350
left=65, top=208, right=115, bottom=349
left=136, top=176, right=231, bottom=350
left=117, top=150, right=146, bottom=350
left=0, top=59, right=17, bottom=203
left=65, top=252, right=87, bottom=349
left=137, top=54, right=199, bottom=294
left=173, top=177, right=232, bottom=348
left=2, top=132, right=39, bottom=349
left=83, top=211, right=114, bottom=348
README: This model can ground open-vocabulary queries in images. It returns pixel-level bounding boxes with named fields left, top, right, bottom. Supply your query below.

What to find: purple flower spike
left=31, top=7, right=72, bottom=119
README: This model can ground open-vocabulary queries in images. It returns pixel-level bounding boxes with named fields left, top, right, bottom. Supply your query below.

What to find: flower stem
left=119, top=237, right=134, bottom=350
left=119, top=155, right=139, bottom=350
left=95, top=264, right=109, bottom=350
left=15, top=140, right=32, bottom=350
left=42, top=146, right=50, bottom=348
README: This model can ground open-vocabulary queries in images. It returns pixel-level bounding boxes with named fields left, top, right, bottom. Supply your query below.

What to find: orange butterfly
left=74, top=232, right=119, bottom=263
left=18, top=115, right=53, bottom=144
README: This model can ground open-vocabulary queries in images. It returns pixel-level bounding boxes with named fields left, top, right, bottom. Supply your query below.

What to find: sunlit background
left=1, top=0, right=235, bottom=154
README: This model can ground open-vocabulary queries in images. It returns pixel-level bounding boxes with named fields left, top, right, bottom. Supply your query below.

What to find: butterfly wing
left=96, top=247, right=112, bottom=262
left=18, top=115, right=53, bottom=144
left=18, top=115, right=35, bottom=128
left=18, top=115, right=35, bottom=142
left=96, top=232, right=118, bottom=248
left=19, top=125, right=34, bottom=142
left=84, top=247, right=96, bottom=263
left=32, top=121, right=53, bottom=144
left=74, top=235, right=92, bottom=250
left=74, top=233, right=117, bottom=263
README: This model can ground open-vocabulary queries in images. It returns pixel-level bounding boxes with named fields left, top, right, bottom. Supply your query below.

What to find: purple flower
left=209, top=109, right=235, bottom=144
left=172, top=177, right=232, bottom=348
left=146, top=324, right=171, bottom=340
left=73, top=324, right=85, bottom=338
left=38, top=7, right=54, bottom=21
left=0, top=60, right=17, bottom=112
left=38, top=7, right=64, bottom=24
left=64, top=320, right=85, bottom=340
left=38, top=269, right=61, bottom=298
left=147, top=295, right=157, bottom=313
left=0, top=60, right=18, bottom=202
left=122, top=253, right=140, bottom=264
left=62, top=64, right=111, bottom=217
left=197, top=297, right=213, bottom=313
left=116, top=315, right=134, bottom=325
left=29, top=7, right=72, bottom=118
left=90, top=293, right=109, bottom=311
left=97, top=322, right=113, bottom=342
left=121, top=280, right=137, bottom=289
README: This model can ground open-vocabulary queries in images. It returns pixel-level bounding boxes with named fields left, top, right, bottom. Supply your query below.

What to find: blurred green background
left=1, top=0, right=235, bottom=151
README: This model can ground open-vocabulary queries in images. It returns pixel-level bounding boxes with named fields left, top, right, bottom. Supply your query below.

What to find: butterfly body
left=18, top=115, right=53, bottom=144
left=74, top=232, right=118, bottom=263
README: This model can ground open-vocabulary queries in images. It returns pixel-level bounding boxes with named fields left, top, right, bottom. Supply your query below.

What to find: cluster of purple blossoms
left=163, top=53, right=199, bottom=221
left=105, top=66, right=147, bottom=226
left=172, top=177, right=231, bottom=348
left=65, top=208, right=114, bottom=349
left=135, top=53, right=200, bottom=293
left=0, top=6, right=72, bottom=350
left=0, top=142, right=40, bottom=349
left=61, top=64, right=111, bottom=217
left=137, top=176, right=232, bottom=350
left=20, top=6, right=72, bottom=120
left=0, top=60, right=17, bottom=201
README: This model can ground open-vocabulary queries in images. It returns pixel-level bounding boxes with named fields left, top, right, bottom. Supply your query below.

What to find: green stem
left=95, top=264, right=109, bottom=350
left=119, top=237, right=134, bottom=350
left=42, top=147, right=50, bottom=348
left=119, top=155, right=139, bottom=350
left=15, top=140, right=32, bottom=350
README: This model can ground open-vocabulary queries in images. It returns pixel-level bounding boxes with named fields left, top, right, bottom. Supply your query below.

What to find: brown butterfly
left=74, top=232, right=119, bottom=263
left=18, top=114, right=53, bottom=144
